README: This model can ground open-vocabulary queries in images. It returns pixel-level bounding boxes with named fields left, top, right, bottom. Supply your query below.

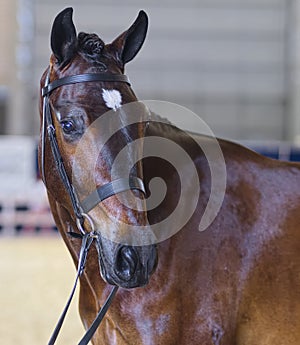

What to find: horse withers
left=39, top=7, right=300, bottom=345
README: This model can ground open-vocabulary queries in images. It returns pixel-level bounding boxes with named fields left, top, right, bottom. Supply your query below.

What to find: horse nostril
left=115, top=246, right=138, bottom=282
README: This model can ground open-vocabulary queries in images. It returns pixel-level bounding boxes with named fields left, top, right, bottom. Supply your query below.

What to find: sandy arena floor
left=0, top=236, right=86, bottom=344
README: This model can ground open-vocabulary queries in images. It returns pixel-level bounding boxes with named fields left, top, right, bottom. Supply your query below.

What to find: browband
left=42, top=73, right=131, bottom=97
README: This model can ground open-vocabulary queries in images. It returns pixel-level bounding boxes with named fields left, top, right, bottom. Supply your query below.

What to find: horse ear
left=112, top=10, right=148, bottom=65
left=50, top=7, right=77, bottom=66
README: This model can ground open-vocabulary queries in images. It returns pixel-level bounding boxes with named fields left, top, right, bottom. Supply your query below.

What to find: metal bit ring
left=76, top=213, right=96, bottom=235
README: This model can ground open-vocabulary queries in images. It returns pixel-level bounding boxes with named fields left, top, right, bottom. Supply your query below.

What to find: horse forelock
left=77, top=32, right=105, bottom=61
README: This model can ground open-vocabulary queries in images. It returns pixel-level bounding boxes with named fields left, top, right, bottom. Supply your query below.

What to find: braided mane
left=77, top=32, right=105, bottom=60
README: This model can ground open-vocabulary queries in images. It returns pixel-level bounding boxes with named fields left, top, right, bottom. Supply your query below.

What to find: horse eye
left=61, top=120, right=75, bottom=134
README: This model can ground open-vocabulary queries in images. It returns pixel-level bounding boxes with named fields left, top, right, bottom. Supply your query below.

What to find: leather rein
left=41, top=70, right=146, bottom=345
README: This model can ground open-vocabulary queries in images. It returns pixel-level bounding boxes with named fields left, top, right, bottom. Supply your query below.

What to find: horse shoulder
left=218, top=140, right=300, bottom=344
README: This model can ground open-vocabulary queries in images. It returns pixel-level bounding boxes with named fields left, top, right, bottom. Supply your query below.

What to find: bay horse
left=39, top=7, right=300, bottom=345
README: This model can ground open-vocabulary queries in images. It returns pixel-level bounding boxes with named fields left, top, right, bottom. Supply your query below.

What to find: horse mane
left=149, top=111, right=173, bottom=125
left=77, top=32, right=105, bottom=60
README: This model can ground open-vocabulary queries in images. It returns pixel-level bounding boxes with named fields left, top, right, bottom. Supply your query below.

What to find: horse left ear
left=111, top=10, right=148, bottom=65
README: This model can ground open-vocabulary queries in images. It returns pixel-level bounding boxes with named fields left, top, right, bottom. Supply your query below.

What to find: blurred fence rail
left=1, top=135, right=300, bottom=237
left=0, top=135, right=56, bottom=236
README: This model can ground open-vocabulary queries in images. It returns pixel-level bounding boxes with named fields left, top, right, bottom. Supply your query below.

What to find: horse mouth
left=96, top=237, right=157, bottom=289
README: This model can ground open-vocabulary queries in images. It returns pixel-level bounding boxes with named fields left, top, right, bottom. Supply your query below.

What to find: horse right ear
left=110, top=10, right=148, bottom=66
left=50, top=7, right=77, bottom=66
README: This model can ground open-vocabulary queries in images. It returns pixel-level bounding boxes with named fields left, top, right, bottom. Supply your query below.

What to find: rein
left=41, top=70, right=146, bottom=344
left=48, top=230, right=118, bottom=345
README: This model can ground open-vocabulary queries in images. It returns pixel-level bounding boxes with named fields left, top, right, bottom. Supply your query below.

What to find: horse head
left=39, top=8, right=157, bottom=289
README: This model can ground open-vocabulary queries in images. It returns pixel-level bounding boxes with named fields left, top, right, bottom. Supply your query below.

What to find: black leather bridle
left=41, top=69, right=146, bottom=345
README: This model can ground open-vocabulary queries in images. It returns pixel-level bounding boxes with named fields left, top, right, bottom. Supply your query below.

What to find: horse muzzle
left=96, top=237, right=158, bottom=289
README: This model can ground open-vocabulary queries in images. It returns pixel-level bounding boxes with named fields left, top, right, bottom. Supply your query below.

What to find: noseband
left=41, top=70, right=146, bottom=345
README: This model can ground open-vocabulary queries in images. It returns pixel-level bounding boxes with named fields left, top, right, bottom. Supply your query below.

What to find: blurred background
left=1, top=0, right=300, bottom=343
left=1, top=0, right=300, bottom=140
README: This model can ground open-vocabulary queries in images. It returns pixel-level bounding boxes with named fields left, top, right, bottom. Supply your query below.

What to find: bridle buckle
left=76, top=213, right=96, bottom=236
